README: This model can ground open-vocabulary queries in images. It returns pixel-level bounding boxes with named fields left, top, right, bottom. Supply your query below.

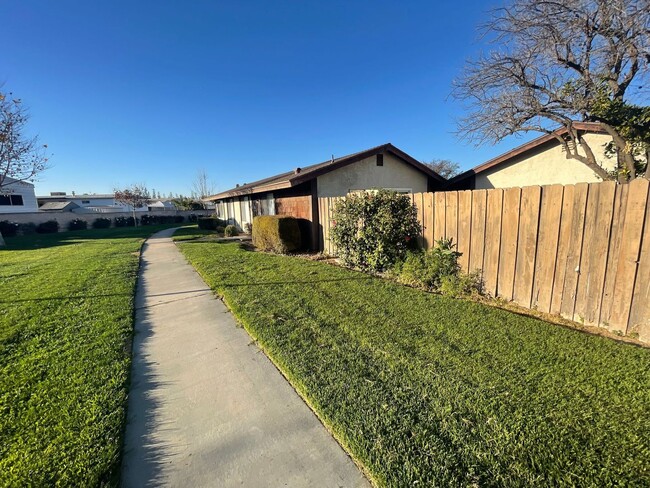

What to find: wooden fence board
left=497, top=187, right=521, bottom=300
left=532, top=185, right=564, bottom=313
left=414, top=193, right=425, bottom=249
left=434, top=192, right=446, bottom=242
left=469, top=190, right=487, bottom=274
left=560, top=183, right=589, bottom=320
left=445, top=192, right=459, bottom=244
left=424, top=192, right=435, bottom=249
left=607, top=179, right=649, bottom=332
left=550, top=185, right=575, bottom=315
left=457, top=191, right=472, bottom=272
left=576, top=181, right=616, bottom=325
left=514, top=186, right=541, bottom=308
left=629, top=187, right=650, bottom=342
left=600, top=184, right=630, bottom=327
left=483, top=189, right=503, bottom=297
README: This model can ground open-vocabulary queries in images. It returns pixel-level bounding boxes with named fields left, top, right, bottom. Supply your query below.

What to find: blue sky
left=4, top=0, right=529, bottom=196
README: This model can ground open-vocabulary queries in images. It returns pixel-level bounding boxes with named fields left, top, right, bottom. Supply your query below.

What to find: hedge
left=252, top=215, right=301, bottom=253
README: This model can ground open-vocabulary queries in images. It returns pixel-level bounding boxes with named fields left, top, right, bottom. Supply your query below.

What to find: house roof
left=205, top=143, right=445, bottom=200
left=1, top=176, right=35, bottom=188
left=39, top=201, right=80, bottom=211
left=448, top=122, right=607, bottom=186
left=38, top=194, right=115, bottom=200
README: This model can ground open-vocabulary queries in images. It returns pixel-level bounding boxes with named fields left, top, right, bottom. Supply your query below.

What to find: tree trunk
left=0, top=231, right=5, bottom=247
left=600, top=122, right=637, bottom=180
left=132, top=208, right=137, bottom=227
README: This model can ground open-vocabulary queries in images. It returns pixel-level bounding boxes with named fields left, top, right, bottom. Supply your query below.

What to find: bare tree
left=114, top=185, right=151, bottom=226
left=423, top=159, right=461, bottom=179
left=453, top=0, right=650, bottom=181
left=0, top=90, right=49, bottom=246
left=191, top=169, right=215, bottom=209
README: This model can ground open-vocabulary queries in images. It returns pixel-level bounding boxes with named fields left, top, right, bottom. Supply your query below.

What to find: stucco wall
left=0, top=181, right=39, bottom=213
left=316, top=153, right=429, bottom=198
left=475, top=133, right=617, bottom=189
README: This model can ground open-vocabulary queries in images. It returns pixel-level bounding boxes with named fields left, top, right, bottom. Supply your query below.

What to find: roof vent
left=294, top=167, right=301, bottom=174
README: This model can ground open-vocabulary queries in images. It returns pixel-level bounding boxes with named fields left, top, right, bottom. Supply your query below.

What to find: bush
left=67, top=219, right=87, bottom=231
left=252, top=215, right=301, bottom=253
left=18, top=222, right=37, bottom=235
left=114, top=216, right=136, bottom=227
left=36, top=220, right=59, bottom=234
left=244, top=222, right=252, bottom=234
left=224, top=224, right=237, bottom=237
left=174, top=215, right=184, bottom=223
left=394, top=238, right=481, bottom=296
left=0, top=221, right=19, bottom=237
left=216, top=226, right=225, bottom=234
left=92, top=218, right=111, bottom=229
left=330, top=190, right=421, bottom=272
left=198, top=217, right=227, bottom=230
left=187, top=214, right=198, bottom=223
left=141, top=214, right=185, bottom=225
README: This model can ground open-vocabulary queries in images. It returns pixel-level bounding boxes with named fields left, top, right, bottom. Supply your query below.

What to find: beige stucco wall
left=475, top=133, right=617, bottom=189
left=316, top=153, right=429, bottom=198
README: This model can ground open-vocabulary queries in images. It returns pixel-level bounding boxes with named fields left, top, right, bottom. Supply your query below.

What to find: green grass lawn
left=177, top=239, right=650, bottom=487
left=0, top=225, right=177, bottom=486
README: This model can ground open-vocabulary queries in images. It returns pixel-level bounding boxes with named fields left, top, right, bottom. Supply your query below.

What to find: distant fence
left=319, top=179, right=650, bottom=341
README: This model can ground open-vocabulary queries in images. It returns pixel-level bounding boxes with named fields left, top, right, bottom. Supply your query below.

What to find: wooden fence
left=319, top=179, right=650, bottom=342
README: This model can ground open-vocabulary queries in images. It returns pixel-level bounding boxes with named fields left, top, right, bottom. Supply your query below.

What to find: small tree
left=330, top=190, right=421, bottom=272
left=114, top=185, right=151, bottom=226
left=191, top=169, right=215, bottom=209
left=423, top=159, right=461, bottom=179
left=0, top=90, right=49, bottom=246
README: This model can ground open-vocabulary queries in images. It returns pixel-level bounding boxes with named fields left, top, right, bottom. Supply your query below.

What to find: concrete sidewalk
left=121, top=228, right=369, bottom=487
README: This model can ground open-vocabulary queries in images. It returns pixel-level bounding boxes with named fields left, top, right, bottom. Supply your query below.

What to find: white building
left=0, top=177, right=39, bottom=213
left=37, top=193, right=148, bottom=213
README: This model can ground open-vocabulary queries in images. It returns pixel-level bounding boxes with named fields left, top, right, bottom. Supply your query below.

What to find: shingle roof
left=205, top=143, right=444, bottom=200
left=39, top=201, right=79, bottom=211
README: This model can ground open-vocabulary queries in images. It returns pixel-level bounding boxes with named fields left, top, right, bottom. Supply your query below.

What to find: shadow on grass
left=221, top=276, right=373, bottom=287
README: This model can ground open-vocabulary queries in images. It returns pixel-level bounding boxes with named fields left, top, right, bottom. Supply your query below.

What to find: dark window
left=10, top=195, right=24, bottom=206
left=0, top=195, right=10, bottom=205
left=376, top=154, right=384, bottom=166
left=81, top=200, right=90, bottom=204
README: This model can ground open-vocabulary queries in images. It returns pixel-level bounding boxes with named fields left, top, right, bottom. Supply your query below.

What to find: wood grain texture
left=532, top=185, right=564, bottom=313
left=513, top=186, right=541, bottom=308
left=483, top=189, right=503, bottom=297
left=497, top=187, right=521, bottom=300
left=469, top=190, right=487, bottom=274
left=550, top=185, right=575, bottom=315
left=457, top=191, right=472, bottom=273
left=434, top=192, right=446, bottom=242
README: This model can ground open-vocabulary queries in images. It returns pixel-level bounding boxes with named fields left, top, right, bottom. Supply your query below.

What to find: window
left=376, top=154, right=384, bottom=166
left=0, top=195, right=24, bottom=206
left=81, top=200, right=90, bottom=204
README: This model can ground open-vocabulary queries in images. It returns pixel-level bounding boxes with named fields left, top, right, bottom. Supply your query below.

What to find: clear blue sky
left=5, top=0, right=529, bottom=196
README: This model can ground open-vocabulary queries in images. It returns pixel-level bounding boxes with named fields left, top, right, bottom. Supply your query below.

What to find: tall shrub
left=330, top=190, right=420, bottom=272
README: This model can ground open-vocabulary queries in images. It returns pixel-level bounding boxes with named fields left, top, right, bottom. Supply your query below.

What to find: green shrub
left=36, top=220, right=59, bottom=234
left=18, top=222, right=37, bottom=235
left=330, top=190, right=420, bottom=272
left=252, top=215, right=301, bottom=253
left=0, top=221, right=19, bottom=237
left=198, top=217, right=226, bottom=230
left=92, top=217, right=112, bottom=229
left=68, top=219, right=87, bottom=231
left=114, top=216, right=136, bottom=227
left=224, top=224, right=237, bottom=237
left=394, top=238, right=481, bottom=296
left=216, top=226, right=225, bottom=234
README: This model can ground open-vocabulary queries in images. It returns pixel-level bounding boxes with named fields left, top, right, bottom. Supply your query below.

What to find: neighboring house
left=0, top=177, right=39, bottom=213
left=205, top=143, right=446, bottom=249
left=37, top=193, right=148, bottom=213
left=448, top=122, right=619, bottom=190
left=148, top=199, right=176, bottom=211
